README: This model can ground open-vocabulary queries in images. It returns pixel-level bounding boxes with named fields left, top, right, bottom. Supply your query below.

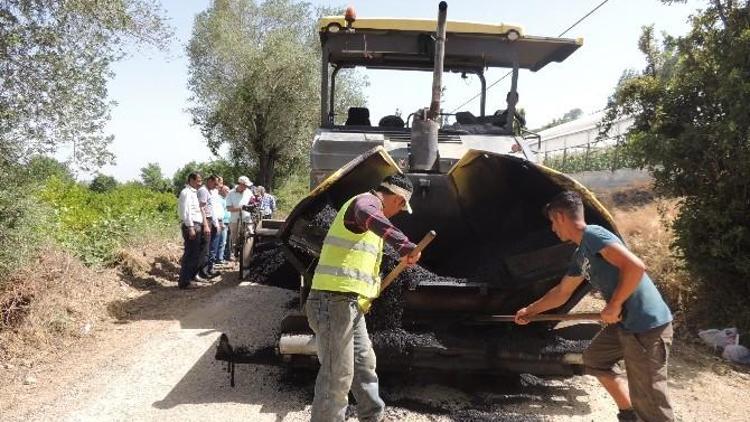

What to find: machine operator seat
left=455, top=111, right=478, bottom=125
left=378, top=115, right=405, bottom=128
left=345, top=107, right=371, bottom=126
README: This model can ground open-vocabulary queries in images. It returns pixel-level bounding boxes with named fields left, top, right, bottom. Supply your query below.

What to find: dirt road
left=2, top=271, right=749, bottom=421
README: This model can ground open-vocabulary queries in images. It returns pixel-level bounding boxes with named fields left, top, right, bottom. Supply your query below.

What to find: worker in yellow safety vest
left=305, top=173, right=421, bottom=422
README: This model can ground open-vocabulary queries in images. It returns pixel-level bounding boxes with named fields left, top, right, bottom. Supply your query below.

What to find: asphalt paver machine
left=225, top=3, right=620, bottom=379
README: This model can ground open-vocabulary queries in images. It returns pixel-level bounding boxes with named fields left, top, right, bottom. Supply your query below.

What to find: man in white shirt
left=177, top=172, right=209, bottom=289
left=197, top=175, right=221, bottom=278
left=210, top=179, right=226, bottom=267
left=225, top=176, right=253, bottom=260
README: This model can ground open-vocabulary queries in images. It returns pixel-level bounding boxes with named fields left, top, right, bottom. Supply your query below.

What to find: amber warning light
left=344, top=6, right=356, bottom=27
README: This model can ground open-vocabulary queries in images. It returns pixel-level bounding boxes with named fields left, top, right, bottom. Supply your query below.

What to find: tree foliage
left=0, top=159, right=52, bottom=281
left=187, top=0, right=366, bottom=189
left=89, top=174, right=119, bottom=193
left=140, top=162, right=171, bottom=192
left=21, top=155, right=75, bottom=183
left=601, top=1, right=750, bottom=295
left=170, top=159, right=255, bottom=194
left=0, top=0, right=172, bottom=170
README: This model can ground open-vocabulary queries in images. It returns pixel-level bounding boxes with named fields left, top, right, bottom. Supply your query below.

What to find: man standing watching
left=210, top=176, right=226, bottom=268
left=216, top=185, right=231, bottom=266
left=256, top=186, right=277, bottom=219
left=514, top=191, right=674, bottom=422
left=225, top=176, right=252, bottom=260
left=177, top=172, right=208, bottom=289
left=197, top=175, right=221, bottom=279
left=306, top=173, right=421, bottom=422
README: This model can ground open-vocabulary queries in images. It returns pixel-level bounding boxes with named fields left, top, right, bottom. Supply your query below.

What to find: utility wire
left=556, top=0, right=611, bottom=38
left=448, top=0, right=612, bottom=114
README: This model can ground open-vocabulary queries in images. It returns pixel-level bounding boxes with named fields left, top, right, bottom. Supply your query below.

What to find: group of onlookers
left=177, top=172, right=277, bottom=289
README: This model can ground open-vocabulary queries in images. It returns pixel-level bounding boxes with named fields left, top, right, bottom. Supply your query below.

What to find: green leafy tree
left=187, top=0, right=366, bottom=189
left=22, top=155, right=75, bottom=184
left=0, top=0, right=172, bottom=171
left=601, top=1, right=750, bottom=316
left=171, top=159, right=255, bottom=194
left=140, top=162, right=171, bottom=192
left=89, top=174, right=119, bottom=193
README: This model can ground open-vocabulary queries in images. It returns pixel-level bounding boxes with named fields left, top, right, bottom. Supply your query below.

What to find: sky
left=94, top=0, right=704, bottom=181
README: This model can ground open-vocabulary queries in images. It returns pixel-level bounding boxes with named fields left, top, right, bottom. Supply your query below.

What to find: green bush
left=0, top=166, right=52, bottom=283
left=542, top=145, right=641, bottom=173
left=273, top=171, right=310, bottom=217
left=38, top=177, right=177, bottom=265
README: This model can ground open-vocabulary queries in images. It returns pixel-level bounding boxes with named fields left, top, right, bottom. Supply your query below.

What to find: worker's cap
left=237, top=176, right=252, bottom=186
left=380, top=174, right=413, bottom=214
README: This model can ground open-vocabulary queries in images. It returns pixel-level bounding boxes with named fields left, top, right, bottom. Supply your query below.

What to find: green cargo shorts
left=583, top=322, right=674, bottom=422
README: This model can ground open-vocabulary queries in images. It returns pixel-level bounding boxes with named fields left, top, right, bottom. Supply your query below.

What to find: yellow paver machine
left=219, top=3, right=619, bottom=382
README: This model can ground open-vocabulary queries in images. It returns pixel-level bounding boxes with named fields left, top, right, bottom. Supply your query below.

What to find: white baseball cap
left=379, top=181, right=413, bottom=214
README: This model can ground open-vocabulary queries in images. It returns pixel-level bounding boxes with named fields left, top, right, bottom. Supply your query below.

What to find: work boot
left=199, top=269, right=220, bottom=280
left=617, top=409, right=638, bottom=421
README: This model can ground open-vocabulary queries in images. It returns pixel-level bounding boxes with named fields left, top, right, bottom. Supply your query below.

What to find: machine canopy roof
left=319, top=17, right=582, bottom=72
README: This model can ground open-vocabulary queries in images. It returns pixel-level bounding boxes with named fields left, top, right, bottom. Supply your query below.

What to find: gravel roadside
left=2, top=272, right=749, bottom=421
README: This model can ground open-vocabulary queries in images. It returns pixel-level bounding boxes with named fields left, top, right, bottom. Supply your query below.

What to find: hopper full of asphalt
left=241, top=201, right=590, bottom=364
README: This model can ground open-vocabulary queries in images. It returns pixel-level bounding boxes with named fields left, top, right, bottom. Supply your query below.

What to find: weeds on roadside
left=37, top=177, right=177, bottom=266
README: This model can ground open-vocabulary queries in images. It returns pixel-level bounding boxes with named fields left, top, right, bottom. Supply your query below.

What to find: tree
left=535, top=108, right=584, bottom=132
left=89, top=174, right=119, bottom=193
left=601, top=2, right=750, bottom=307
left=140, top=162, right=171, bottom=192
left=171, top=159, right=255, bottom=194
left=0, top=1, right=172, bottom=171
left=22, top=155, right=75, bottom=184
left=187, top=0, right=366, bottom=189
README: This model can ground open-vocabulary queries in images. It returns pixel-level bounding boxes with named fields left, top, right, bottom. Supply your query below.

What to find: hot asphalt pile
left=244, top=247, right=299, bottom=290
left=369, top=328, right=444, bottom=361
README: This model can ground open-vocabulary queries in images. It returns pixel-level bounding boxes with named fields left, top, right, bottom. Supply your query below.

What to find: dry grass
left=609, top=196, right=700, bottom=335
left=0, top=235, right=182, bottom=366
left=0, top=246, right=126, bottom=364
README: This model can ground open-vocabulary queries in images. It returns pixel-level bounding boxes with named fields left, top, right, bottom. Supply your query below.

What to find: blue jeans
left=216, top=224, right=228, bottom=263
left=224, top=226, right=232, bottom=260
left=305, top=290, right=384, bottom=422
left=204, top=224, right=219, bottom=273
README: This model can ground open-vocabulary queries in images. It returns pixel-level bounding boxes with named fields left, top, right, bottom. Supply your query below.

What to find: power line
left=557, top=0, right=611, bottom=38
left=448, top=0, right=612, bottom=114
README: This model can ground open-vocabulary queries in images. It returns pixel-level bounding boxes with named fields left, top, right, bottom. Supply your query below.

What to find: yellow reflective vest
left=311, top=194, right=384, bottom=310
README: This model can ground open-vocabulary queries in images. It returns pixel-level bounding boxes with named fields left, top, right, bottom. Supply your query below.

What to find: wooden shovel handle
left=476, top=312, right=602, bottom=323
left=379, top=230, right=436, bottom=292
